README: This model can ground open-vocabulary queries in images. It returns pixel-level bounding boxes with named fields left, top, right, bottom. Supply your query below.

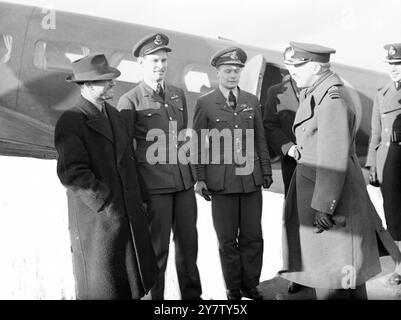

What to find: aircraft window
left=183, top=64, right=214, bottom=93
left=33, top=40, right=90, bottom=71
left=0, top=34, right=13, bottom=63
left=109, top=52, right=143, bottom=83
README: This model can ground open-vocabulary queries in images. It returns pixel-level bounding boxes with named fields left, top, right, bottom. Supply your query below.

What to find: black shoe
left=287, top=282, right=304, bottom=294
left=242, top=287, right=263, bottom=300
left=226, top=289, right=242, bottom=300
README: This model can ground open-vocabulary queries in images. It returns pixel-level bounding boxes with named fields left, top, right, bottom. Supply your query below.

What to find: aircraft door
left=238, top=54, right=266, bottom=99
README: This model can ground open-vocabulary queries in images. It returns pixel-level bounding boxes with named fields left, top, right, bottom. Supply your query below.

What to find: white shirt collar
left=219, top=85, right=238, bottom=100
left=144, top=78, right=165, bottom=92
left=81, top=92, right=102, bottom=111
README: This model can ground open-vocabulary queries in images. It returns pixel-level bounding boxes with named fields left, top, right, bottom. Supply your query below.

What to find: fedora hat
left=66, top=53, right=121, bottom=83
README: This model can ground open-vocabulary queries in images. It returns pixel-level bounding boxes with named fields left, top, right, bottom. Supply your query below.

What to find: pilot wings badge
left=242, top=105, right=253, bottom=112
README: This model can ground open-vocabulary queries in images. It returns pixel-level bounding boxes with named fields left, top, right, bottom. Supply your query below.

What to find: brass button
left=165, top=104, right=169, bottom=107
left=235, top=125, right=239, bottom=129
left=234, top=113, right=238, bottom=116
left=169, top=117, right=173, bottom=121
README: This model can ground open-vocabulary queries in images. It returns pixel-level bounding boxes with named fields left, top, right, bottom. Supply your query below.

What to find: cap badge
left=389, top=46, right=397, bottom=56
left=154, top=34, right=163, bottom=45
left=288, top=47, right=295, bottom=60
left=230, top=51, right=240, bottom=61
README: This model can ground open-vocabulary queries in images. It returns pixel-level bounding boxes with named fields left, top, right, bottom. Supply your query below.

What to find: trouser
left=382, top=141, right=401, bottom=241
left=281, top=155, right=297, bottom=197
left=211, top=190, right=263, bottom=291
left=315, top=284, right=367, bottom=300
left=148, top=187, right=202, bottom=300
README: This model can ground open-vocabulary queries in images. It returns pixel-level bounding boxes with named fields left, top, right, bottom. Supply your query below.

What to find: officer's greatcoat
left=280, top=72, right=386, bottom=289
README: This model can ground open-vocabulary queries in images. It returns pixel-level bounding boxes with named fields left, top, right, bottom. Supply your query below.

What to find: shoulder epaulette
left=327, top=86, right=341, bottom=100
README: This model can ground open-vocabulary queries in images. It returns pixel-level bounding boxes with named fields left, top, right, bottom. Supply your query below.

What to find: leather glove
left=368, top=166, right=380, bottom=187
left=314, top=211, right=334, bottom=233
left=195, top=181, right=211, bottom=201
left=287, top=145, right=301, bottom=161
left=263, top=175, right=273, bottom=189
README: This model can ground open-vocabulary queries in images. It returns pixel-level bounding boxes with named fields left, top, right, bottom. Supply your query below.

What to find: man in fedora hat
left=55, top=53, right=158, bottom=299
left=193, top=47, right=273, bottom=300
left=117, top=33, right=202, bottom=300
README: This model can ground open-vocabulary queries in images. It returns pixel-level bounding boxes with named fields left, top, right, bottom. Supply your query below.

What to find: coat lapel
left=277, top=80, right=299, bottom=113
left=77, top=97, right=114, bottom=142
left=213, top=88, right=232, bottom=113
left=293, top=73, right=343, bottom=130
left=236, top=88, right=252, bottom=112
left=382, top=84, right=401, bottom=114
left=164, top=84, right=175, bottom=106
left=141, top=81, right=164, bottom=105
left=293, top=93, right=314, bottom=130
left=106, top=102, right=128, bottom=164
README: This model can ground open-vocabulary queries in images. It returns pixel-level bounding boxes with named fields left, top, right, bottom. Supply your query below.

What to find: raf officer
left=263, top=47, right=305, bottom=294
left=117, top=33, right=202, bottom=300
left=193, top=47, right=273, bottom=300
left=366, top=43, right=401, bottom=285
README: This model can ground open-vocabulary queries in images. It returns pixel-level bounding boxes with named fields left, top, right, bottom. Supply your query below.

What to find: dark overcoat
left=280, top=73, right=386, bottom=289
left=55, top=97, right=158, bottom=299
left=263, top=75, right=299, bottom=158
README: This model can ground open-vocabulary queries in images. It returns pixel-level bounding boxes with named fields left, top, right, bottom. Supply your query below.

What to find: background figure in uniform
left=193, top=47, right=273, bottom=300
left=366, top=43, right=401, bottom=285
left=55, top=54, right=158, bottom=299
left=280, top=42, right=397, bottom=300
left=117, top=33, right=202, bottom=300
left=263, top=47, right=304, bottom=294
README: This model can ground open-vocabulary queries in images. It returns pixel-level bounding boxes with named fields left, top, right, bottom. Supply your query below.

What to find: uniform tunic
left=193, top=87, right=271, bottom=291
left=118, top=81, right=201, bottom=300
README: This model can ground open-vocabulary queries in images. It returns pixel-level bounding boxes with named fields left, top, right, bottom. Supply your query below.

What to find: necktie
left=156, top=82, right=165, bottom=100
left=101, top=102, right=109, bottom=119
left=228, top=90, right=237, bottom=110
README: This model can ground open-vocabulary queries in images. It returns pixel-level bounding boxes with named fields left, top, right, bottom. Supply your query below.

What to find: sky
left=4, top=0, right=401, bottom=73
